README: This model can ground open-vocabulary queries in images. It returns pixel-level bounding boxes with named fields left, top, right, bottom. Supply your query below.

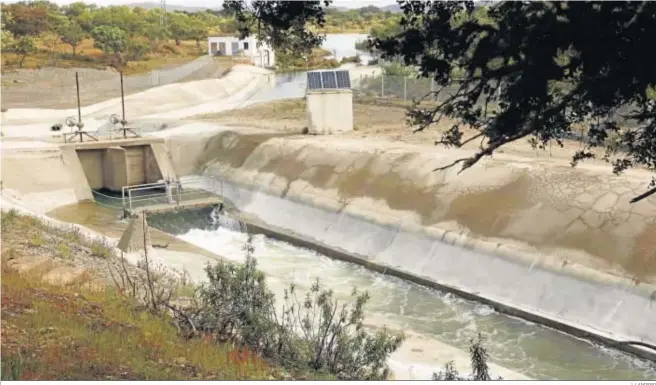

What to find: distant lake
left=321, top=33, right=372, bottom=63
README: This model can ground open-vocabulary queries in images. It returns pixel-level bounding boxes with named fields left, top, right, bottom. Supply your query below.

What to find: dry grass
left=197, top=98, right=621, bottom=163
left=1, top=38, right=205, bottom=75
left=0, top=266, right=272, bottom=380
left=0, top=211, right=302, bottom=380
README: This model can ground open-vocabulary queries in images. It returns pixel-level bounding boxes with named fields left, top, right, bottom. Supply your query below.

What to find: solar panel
left=321, top=71, right=337, bottom=89
left=306, top=70, right=351, bottom=90
left=307, top=72, right=323, bottom=90
left=335, top=70, right=351, bottom=89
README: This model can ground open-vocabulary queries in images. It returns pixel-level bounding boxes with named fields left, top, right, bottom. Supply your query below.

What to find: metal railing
left=119, top=175, right=224, bottom=212
left=89, top=175, right=225, bottom=213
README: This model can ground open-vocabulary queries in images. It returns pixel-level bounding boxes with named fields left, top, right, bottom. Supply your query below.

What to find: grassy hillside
left=1, top=37, right=205, bottom=75
left=0, top=211, right=327, bottom=380
left=1, top=2, right=401, bottom=75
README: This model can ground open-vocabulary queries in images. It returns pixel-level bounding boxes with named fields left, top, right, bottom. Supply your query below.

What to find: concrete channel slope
left=162, top=124, right=656, bottom=360
left=0, top=65, right=274, bottom=133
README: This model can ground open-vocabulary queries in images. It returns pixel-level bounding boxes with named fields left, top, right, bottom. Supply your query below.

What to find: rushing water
left=146, top=208, right=656, bottom=381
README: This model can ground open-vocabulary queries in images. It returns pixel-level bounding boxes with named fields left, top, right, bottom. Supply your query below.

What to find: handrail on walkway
left=118, top=175, right=224, bottom=212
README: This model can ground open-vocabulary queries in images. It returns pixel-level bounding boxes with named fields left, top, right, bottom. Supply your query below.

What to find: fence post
left=381, top=74, right=385, bottom=97
left=431, top=79, right=437, bottom=101
left=404, top=77, right=407, bottom=101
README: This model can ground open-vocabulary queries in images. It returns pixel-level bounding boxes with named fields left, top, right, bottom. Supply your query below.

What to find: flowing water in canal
left=146, top=208, right=656, bottom=381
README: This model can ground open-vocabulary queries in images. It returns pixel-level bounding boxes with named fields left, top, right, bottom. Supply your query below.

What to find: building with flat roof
left=207, top=36, right=275, bottom=68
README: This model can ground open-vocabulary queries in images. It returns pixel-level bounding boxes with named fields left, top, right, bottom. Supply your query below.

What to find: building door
left=231, top=42, right=240, bottom=55
left=210, top=42, right=217, bottom=55
left=218, top=42, right=226, bottom=55
left=263, top=50, right=270, bottom=67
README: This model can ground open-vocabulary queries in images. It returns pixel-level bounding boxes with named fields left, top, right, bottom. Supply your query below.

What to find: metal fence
left=352, top=73, right=439, bottom=103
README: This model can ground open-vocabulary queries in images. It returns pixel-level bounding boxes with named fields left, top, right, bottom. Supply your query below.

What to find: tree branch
left=629, top=186, right=656, bottom=204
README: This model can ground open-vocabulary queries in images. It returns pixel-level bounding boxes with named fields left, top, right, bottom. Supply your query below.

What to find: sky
left=3, top=0, right=398, bottom=9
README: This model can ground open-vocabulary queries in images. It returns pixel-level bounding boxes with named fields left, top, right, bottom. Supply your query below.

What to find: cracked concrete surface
left=164, top=127, right=656, bottom=284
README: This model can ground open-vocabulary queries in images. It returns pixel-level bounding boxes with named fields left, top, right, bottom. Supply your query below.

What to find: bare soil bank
left=1, top=59, right=231, bottom=110
left=195, top=98, right=633, bottom=166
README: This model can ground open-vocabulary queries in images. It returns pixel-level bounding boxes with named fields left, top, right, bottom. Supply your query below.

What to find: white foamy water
left=176, top=225, right=656, bottom=380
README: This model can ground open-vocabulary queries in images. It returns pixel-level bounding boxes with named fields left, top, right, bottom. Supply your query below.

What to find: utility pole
left=160, top=0, right=167, bottom=27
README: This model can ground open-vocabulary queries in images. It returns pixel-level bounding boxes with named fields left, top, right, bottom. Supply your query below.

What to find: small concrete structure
left=207, top=36, right=275, bottom=68
left=306, top=70, right=354, bottom=135
left=64, top=137, right=177, bottom=193
left=117, top=212, right=152, bottom=254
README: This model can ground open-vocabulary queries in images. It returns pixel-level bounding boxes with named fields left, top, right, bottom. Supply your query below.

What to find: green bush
left=1, top=209, right=18, bottom=232
left=432, top=335, right=500, bottom=381
left=1, top=354, right=24, bottom=380
left=195, top=235, right=404, bottom=380
left=89, top=237, right=114, bottom=259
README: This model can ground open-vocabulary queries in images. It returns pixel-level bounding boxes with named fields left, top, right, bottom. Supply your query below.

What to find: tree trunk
left=72, top=45, right=77, bottom=58
left=18, top=55, right=26, bottom=68
left=195, top=39, right=200, bottom=49
left=175, top=39, right=181, bottom=46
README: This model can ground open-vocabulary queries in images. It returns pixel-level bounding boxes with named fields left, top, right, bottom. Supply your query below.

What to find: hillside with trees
left=0, top=1, right=402, bottom=74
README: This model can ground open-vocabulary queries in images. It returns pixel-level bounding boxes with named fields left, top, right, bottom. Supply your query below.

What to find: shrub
left=57, top=243, right=72, bottom=259
left=89, top=238, right=114, bottom=259
left=28, top=233, right=45, bottom=247
left=341, top=55, right=361, bottom=64
left=1, top=209, right=18, bottom=232
left=194, top=235, right=404, bottom=380
left=1, top=354, right=24, bottom=380
left=432, top=334, right=500, bottom=381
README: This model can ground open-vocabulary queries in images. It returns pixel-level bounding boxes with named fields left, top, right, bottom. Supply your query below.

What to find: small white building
left=207, top=36, right=275, bottom=68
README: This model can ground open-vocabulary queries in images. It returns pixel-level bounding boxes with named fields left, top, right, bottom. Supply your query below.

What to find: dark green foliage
left=432, top=334, right=499, bottom=381
left=13, top=36, right=37, bottom=68
left=1, top=354, right=24, bottom=381
left=91, top=25, right=127, bottom=55
left=374, top=1, right=656, bottom=203
left=195, top=234, right=404, bottom=380
left=223, top=1, right=332, bottom=56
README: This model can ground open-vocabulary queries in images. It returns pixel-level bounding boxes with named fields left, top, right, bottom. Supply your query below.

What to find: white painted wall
left=306, top=90, right=354, bottom=134
left=207, top=36, right=276, bottom=67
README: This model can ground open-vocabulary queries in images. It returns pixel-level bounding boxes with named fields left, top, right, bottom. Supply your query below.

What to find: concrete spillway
left=145, top=206, right=656, bottom=380
left=160, top=125, right=656, bottom=360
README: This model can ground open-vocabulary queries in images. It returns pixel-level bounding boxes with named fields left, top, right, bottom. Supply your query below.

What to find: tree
left=92, top=6, right=143, bottom=37
left=57, top=20, right=87, bottom=57
left=168, top=12, right=192, bottom=46
left=223, top=0, right=332, bottom=56
left=1, top=11, right=16, bottom=52
left=374, top=1, right=656, bottom=203
left=91, top=25, right=127, bottom=56
left=3, top=3, right=50, bottom=36
left=187, top=18, right=209, bottom=49
left=124, top=39, right=151, bottom=62
left=14, top=36, right=36, bottom=68
left=142, top=24, right=170, bottom=51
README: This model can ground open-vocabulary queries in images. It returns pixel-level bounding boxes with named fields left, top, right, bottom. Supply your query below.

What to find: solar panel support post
left=381, top=73, right=385, bottom=97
